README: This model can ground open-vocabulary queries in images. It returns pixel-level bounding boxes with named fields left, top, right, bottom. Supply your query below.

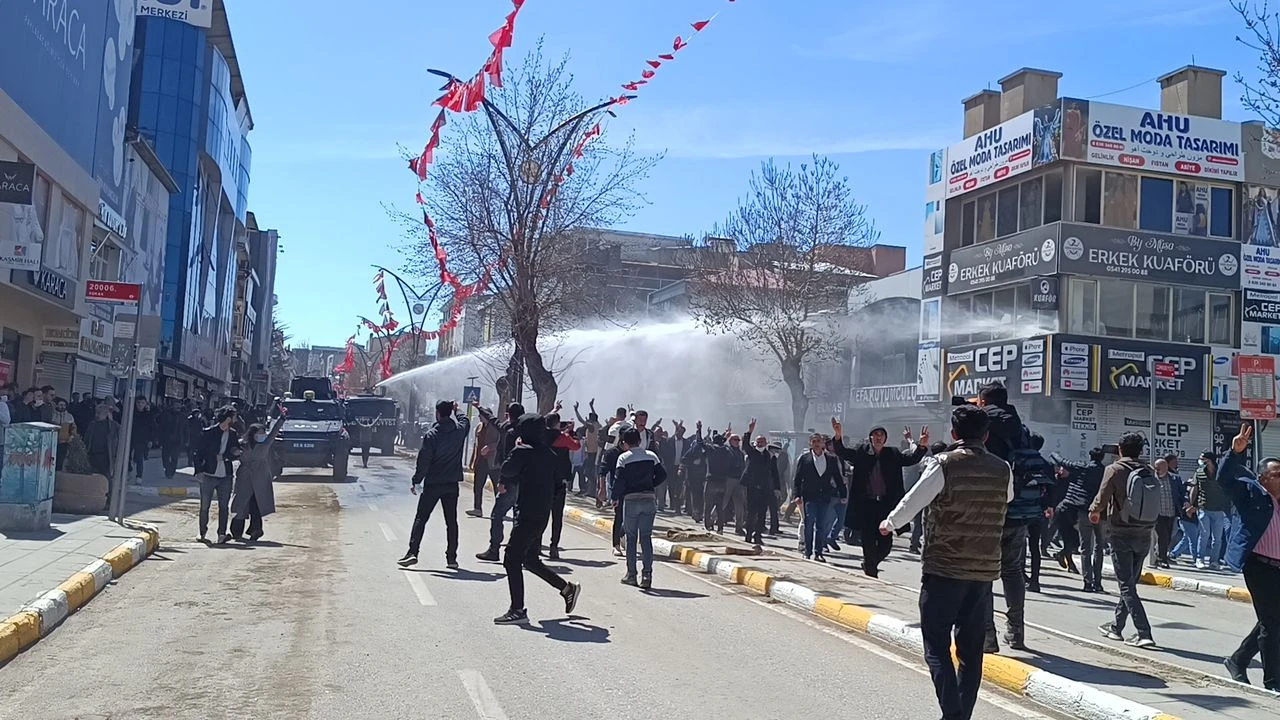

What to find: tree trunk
left=520, top=331, right=558, bottom=414
left=781, top=356, right=809, bottom=432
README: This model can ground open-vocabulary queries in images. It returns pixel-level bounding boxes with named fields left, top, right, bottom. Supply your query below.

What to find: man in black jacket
left=681, top=422, right=708, bottom=521
left=1052, top=447, right=1108, bottom=591
left=701, top=432, right=742, bottom=534
left=195, top=406, right=241, bottom=544
left=793, top=432, right=846, bottom=560
left=476, top=402, right=524, bottom=562
left=494, top=413, right=582, bottom=625
left=399, top=400, right=469, bottom=568
left=977, top=382, right=1026, bottom=464
left=741, top=419, right=781, bottom=545
left=833, top=419, right=929, bottom=578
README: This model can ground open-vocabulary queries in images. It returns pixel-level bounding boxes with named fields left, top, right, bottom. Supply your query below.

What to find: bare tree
left=1235, top=1, right=1280, bottom=125
left=399, top=43, right=659, bottom=412
left=681, top=156, right=879, bottom=430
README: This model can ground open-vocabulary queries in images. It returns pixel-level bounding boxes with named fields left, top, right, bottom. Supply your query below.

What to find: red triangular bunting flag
left=641, top=69, right=655, bottom=79
left=659, top=53, right=675, bottom=61
left=646, top=59, right=661, bottom=69
left=673, top=36, right=687, bottom=51
left=692, top=19, right=710, bottom=31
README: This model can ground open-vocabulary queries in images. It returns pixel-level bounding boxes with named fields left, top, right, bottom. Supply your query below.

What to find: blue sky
left=225, top=0, right=1257, bottom=346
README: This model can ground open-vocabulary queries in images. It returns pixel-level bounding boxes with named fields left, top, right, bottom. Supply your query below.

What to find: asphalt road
left=0, top=457, right=1045, bottom=720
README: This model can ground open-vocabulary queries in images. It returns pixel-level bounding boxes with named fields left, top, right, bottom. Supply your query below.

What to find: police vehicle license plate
left=295, top=442, right=316, bottom=449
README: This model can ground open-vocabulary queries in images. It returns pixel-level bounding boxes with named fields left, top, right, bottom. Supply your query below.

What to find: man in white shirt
left=878, top=405, right=1013, bottom=720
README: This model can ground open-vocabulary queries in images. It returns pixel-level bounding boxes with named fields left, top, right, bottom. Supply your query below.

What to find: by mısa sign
left=946, top=227, right=1058, bottom=294
left=1239, top=355, right=1277, bottom=420
left=1059, top=224, right=1239, bottom=289
left=137, top=0, right=213, bottom=27
left=1082, top=100, right=1242, bottom=180
left=85, top=280, right=142, bottom=305
left=945, top=110, right=1034, bottom=198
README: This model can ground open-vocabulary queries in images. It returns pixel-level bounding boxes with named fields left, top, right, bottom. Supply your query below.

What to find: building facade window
left=1074, top=169, right=1235, bottom=238
left=960, top=170, right=1064, bottom=247
left=950, top=286, right=1054, bottom=344
left=1066, top=277, right=1235, bottom=344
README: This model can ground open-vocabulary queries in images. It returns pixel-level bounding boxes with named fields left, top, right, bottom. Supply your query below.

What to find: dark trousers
left=229, top=494, right=264, bottom=539
left=909, top=509, right=925, bottom=551
left=686, top=474, right=706, bottom=521
left=89, top=451, right=112, bottom=479
left=579, top=452, right=598, bottom=495
left=1108, top=528, right=1154, bottom=639
left=986, top=523, right=1028, bottom=643
left=664, top=468, right=685, bottom=514
left=503, top=503, right=567, bottom=611
left=161, top=443, right=180, bottom=478
left=541, top=485, right=567, bottom=549
left=473, top=458, right=491, bottom=512
left=612, top=499, right=625, bottom=547
left=766, top=489, right=780, bottom=533
left=1055, top=506, right=1081, bottom=556
left=487, top=485, right=519, bottom=552
left=130, top=443, right=148, bottom=479
left=919, top=573, right=990, bottom=720
left=1236, top=554, right=1280, bottom=689
left=1154, top=515, right=1175, bottom=562
left=408, top=484, right=459, bottom=560
left=1078, top=513, right=1106, bottom=588
left=744, top=486, right=770, bottom=543
left=859, top=497, right=895, bottom=576
left=198, top=474, right=232, bottom=538
left=703, top=478, right=728, bottom=531
left=1025, top=517, right=1043, bottom=584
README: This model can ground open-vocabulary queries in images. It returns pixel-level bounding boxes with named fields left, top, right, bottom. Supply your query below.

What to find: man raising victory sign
left=832, top=418, right=930, bottom=578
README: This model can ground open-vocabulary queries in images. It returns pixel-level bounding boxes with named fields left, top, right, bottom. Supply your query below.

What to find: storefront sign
left=921, top=253, right=945, bottom=298
left=1056, top=338, right=1095, bottom=392
left=1242, top=243, right=1280, bottom=291
left=1239, top=355, right=1277, bottom=420
left=924, top=150, right=946, bottom=255
left=1059, top=224, right=1239, bottom=289
left=1243, top=289, right=1280, bottom=324
left=945, top=110, right=1036, bottom=198
left=79, top=317, right=114, bottom=364
left=916, top=342, right=941, bottom=403
left=851, top=384, right=917, bottom=409
left=85, top=280, right=142, bottom=305
left=98, top=200, right=128, bottom=240
left=138, top=0, right=214, bottom=27
left=1211, top=347, right=1240, bottom=411
left=0, top=161, right=36, bottom=205
left=944, top=337, right=1046, bottom=399
left=1064, top=99, right=1243, bottom=180
left=40, top=326, right=79, bottom=354
left=1030, top=277, right=1059, bottom=310
left=1053, top=335, right=1208, bottom=403
left=16, top=267, right=76, bottom=310
left=1071, top=401, right=1098, bottom=431
left=1214, top=410, right=1255, bottom=465
left=946, top=228, right=1059, bottom=294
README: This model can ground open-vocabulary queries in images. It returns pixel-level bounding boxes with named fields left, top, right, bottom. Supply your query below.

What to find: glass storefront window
left=1044, top=170, right=1063, bottom=223
left=1098, top=279, right=1135, bottom=337
left=1172, top=288, right=1206, bottom=344
left=1068, top=278, right=1097, bottom=334
left=1104, top=172, right=1139, bottom=229
left=1075, top=168, right=1102, bottom=224
left=997, top=187, right=1019, bottom=238
left=976, top=193, right=996, bottom=243
left=1139, top=177, right=1174, bottom=232
left=1211, top=187, right=1234, bottom=238
left=1019, top=177, right=1043, bottom=232
left=961, top=201, right=976, bottom=247
left=1134, top=284, right=1170, bottom=340
left=1208, top=292, right=1233, bottom=345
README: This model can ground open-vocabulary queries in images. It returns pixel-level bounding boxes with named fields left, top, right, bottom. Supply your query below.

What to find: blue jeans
left=623, top=495, right=657, bottom=576
left=803, top=500, right=834, bottom=557
left=488, top=485, right=519, bottom=552
left=1170, top=516, right=1199, bottom=559
left=828, top=497, right=845, bottom=542
left=1198, top=509, right=1227, bottom=564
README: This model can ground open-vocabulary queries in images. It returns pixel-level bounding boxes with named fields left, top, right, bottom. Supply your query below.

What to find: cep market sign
left=944, top=338, right=1047, bottom=398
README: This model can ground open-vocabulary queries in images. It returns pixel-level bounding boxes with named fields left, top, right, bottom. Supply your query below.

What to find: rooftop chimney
left=999, top=68, right=1063, bottom=122
left=1158, top=65, right=1226, bottom=119
left=962, top=90, right=1002, bottom=139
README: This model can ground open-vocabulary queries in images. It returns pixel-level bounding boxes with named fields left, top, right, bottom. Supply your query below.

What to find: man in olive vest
left=879, top=404, right=1013, bottom=720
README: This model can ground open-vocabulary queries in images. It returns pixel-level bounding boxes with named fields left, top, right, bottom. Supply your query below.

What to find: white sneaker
left=1195, top=560, right=1209, bottom=570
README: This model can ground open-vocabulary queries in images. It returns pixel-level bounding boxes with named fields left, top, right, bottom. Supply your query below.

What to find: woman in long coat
left=230, top=413, right=287, bottom=541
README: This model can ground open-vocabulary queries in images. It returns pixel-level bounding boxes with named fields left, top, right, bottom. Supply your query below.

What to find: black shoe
left=1004, top=632, right=1027, bottom=651
left=814, top=555, right=827, bottom=563
left=1027, top=580, right=1041, bottom=593
left=640, top=574, right=652, bottom=590
left=907, top=545, right=921, bottom=554
left=621, top=574, right=639, bottom=586
left=465, top=509, right=483, bottom=518
left=561, top=582, right=581, bottom=614
left=827, top=539, right=840, bottom=552
left=548, top=546, right=561, bottom=561
left=397, top=553, right=418, bottom=567
left=446, top=558, right=459, bottom=570
left=984, top=641, right=1000, bottom=654
left=476, top=549, right=500, bottom=562
left=1224, top=657, right=1250, bottom=684
left=494, top=609, right=529, bottom=625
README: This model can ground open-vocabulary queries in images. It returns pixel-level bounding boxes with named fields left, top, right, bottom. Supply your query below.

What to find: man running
left=476, top=402, right=524, bottom=562
left=398, top=400, right=469, bottom=569
left=494, top=413, right=582, bottom=625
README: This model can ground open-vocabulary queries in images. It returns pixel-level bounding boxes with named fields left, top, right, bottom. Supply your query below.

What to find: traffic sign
left=85, top=280, right=142, bottom=305
left=462, top=386, right=481, bottom=404
left=1153, top=362, right=1177, bottom=380
left=1239, top=355, right=1277, bottom=420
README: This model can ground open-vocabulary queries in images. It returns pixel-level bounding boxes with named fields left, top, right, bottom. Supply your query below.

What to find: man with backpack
left=985, top=431, right=1055, bottom=652
left=1090, top=431, right=1160, bottom=648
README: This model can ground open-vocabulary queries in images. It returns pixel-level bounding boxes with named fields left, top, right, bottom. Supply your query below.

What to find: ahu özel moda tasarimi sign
left=945, top=111, right=1035, bottom=198
left=1078, top=100, right=1242, bottom=180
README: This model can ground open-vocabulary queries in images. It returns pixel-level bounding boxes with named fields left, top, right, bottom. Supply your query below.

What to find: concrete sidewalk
left=540, top=484, right=1275, bottom=720
left=0, top=514, right=158, bottom=665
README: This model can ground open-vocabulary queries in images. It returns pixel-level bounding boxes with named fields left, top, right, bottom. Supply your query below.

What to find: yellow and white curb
left=562, top=505, right=1182, bottom=720
left=0, top=524, right=160, bottom=666
left=128, top=485, right=201, bottom=499
left=1100, top=562, right=1252, bottom=604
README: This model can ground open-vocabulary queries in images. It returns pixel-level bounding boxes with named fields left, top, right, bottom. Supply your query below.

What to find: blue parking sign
left=462, top=386, right=481, bottom=404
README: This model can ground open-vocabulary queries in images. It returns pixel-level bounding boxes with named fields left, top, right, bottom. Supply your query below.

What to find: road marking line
left=458, top=669, right=509, bottom=720
left=405, top=572, right=436, bottom=606
left=378, top=523, right=396, bottom=542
